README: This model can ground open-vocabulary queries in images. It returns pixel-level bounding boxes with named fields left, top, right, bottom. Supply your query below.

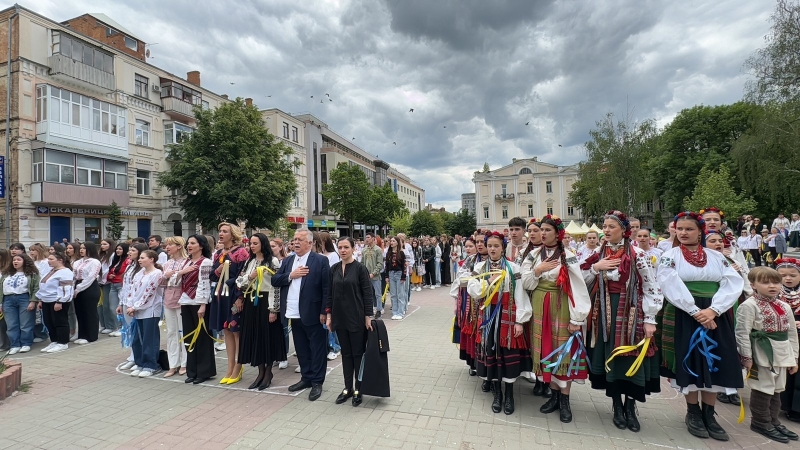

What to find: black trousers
left=750, top=249, right=762, bottom=267
left=42, top=302, right=71, bottom=344
left=338, top=328, right=367, bottom=391
left=424, top=260, right=436, bottom=286
left=292, top=318, right=327, bottom=385
left=181, top=304, right=216, bottom=380
left=74, top=281, right=100, bottom=342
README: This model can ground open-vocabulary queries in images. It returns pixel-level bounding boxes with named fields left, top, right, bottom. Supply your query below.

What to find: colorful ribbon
left=180, top=317, right=222, bottom=352
left=244, top=266, right=275, bottom=306
left=214, top=260, right=231, bottom=298
left=120, top=315, right=137, bottom=349
left=381, top=283, right=389, bottom=306
left=605, top=337, right=650, bottom=377
left=683, top=327, right=720, bottom=377
left=541, top=332, right=590, bottom=376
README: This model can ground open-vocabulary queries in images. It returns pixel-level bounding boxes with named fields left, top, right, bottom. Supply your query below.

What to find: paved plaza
left=0, top=287, right=796, bottom=449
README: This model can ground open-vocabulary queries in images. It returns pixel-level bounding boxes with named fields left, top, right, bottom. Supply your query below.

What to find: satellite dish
left=145, top=49, right=151, bottom=58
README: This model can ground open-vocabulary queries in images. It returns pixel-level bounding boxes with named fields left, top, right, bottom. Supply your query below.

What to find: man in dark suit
left=272, top=229, right=330, bottom=400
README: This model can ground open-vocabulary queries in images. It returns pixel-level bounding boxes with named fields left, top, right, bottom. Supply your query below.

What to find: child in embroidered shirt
left=777, top=258, right=800, bottom=422
left=735, top=267, right=800, bottom=443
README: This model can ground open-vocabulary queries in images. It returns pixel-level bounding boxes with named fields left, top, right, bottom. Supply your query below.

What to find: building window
left=104, top=160, right=127, bottom=190
left=501, top=205, right=509, bottom=219
left=658, top=200, right=665, bottom=211
left=646, top=200, right=654, bottom=213
left=36, top=86, right=48, bottom=123
left=160, top=81, right=202, bottom=105
left=44, top=150, right=75, bottom=184
left=528, top=204, right=534, bottom=217
left=136, top=170, right=151, bottom=195
left=526, top=182, right=533, bottom=194
left=201, top=100, right=209, bottom=110
left=134, top=74, right=148, bottom=98
left=567, top=204, right=575, bottom=216
left=51, top=31, right=113, bottom=74
left=77, top=155, right=103, bottom=187
left=519, top=167, right=532, bottom=175
left=282, top=122, right=289, bottom=139
left=501, top=183, right=507, bottom=195
left=164, top=122, right=193, bottom=145
left=546, top=181, right=553, bottom=193
left=483, top=206, right=490, bottom=220
left=294, top=192, right=301, bottom=208
left=135, top=119, right=150, bottom=146
left=292, top=126, right=298, bottom=142
left=32, top=149, right=43, bottom=182
left=40, top=85, right=125, bottom=138
left=124, top=36, right=137, bottom=51
left=547, top=200, right=554, bottom=215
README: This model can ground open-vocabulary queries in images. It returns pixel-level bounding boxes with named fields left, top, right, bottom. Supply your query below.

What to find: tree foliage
left=321, top=163, right=371, bottom=235
left=366, top=182, right=407, bottom=232
left=105, top=201, right=124, bottom=241
left=569, top=113, right=657, bottom=222
left=389, top=211, right=412, bottom=234
left=447, top=209, right=477, bottom=237
left=745, top=0, right=800, bottom=104
left=158, top=98, right=297, bottom=230
left=409, top=210, right=442, bottom=237
left=684, top=165, right=757, bottom=219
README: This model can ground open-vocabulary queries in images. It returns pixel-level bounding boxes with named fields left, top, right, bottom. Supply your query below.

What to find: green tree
left=366, top=182, right=407, bottom=234
left=569, top=113, right=657, bottom=221
left=482, top=162, right=490, bottom=173
left=409, top=210, right=442, bottom=237
left=744, top=0, right=800, bottom=105
left=447, top=208, right=477, bottom=237
left=651, top=212, right=666, bottom=234
left=158, top=98, right=297, bottom=230
left=684, top=165, right=757, bottom=219
left=105, top=201, right=125, bottom=241
left=651, top=102, right=758, bottom=214
left=390, top=211, right=412, bottom=234
left=321, top=163, right=371, bottom=235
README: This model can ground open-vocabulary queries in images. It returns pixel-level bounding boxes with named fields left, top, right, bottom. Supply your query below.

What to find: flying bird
left=329, top=99, right=333, bottom=102
left=352, top=137, right=356, bottom=140
left=266, top=95, right=272, bottom=97
left=320, top=100, right=323, bottom=103
left=310, top=95, right=314, bottom=98
left=558, top=144, right=563, bottom=147
left=392, top=142, right=396, bottom=145
left=230, top=82, right=235, bottom=85
left=525, top=121, right=530, bottom=126
left=325, top=93, right=330, bottom=97
left=409, top=108, right=414, bottom=112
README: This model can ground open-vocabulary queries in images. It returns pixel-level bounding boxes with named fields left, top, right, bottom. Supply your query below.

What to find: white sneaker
left=75, top=339, right=89, bottom=345
left=295, top=366, right=301, bottom=373
left=131, top=365, right=139, bottom=371
left=130, top=369, right=141, bottom=377
left=279, top=361, right=288, bottom=369
left=41, top=342, right=56, bottom=352
left=46, top=343, right=68, bottom=353
left=416, top=287, right=422, bottom=292
left=430, top=286, right=435, bottom=290
left=69, top=334, right=78, bottom=342
left=327, top=351, right=339, bottom=360
left=139, top=369, right=158, bottom=378
left=214, top=342, right=226, bottom=351
left=33, top=337, right=44, bottom=343
left=19, top=346, right=31, bottom=353
left=101, top=329, right=112, bottom=334
left=120, top=361, right=136, bottom=370
left=109, top=331, right=121, bottom=337
left=8, top=347, right=20, bottom=355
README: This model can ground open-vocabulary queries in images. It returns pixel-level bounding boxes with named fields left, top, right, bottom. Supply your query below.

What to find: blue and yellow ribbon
left=180, top=317, right=222, bottom=352
left=683, top=327, right=720, bottom=377
left=541, top=332, right=590, bottom=376
left=606, top=338, right=650, bottom=377
left=245, top=265, right=275, bottom=306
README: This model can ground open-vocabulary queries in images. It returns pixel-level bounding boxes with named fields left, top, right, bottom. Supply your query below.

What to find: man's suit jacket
left=272, top=251, right=330, bottom=327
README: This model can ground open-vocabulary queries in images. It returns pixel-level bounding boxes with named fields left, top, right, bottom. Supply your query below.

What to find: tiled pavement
left=0, top=286, right=796, bottom=449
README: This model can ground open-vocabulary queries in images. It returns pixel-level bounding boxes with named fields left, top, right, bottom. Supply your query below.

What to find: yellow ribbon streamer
left=738, top=368, right=752, bottom=423
left=462, top=269, right=506, bottom=309
left=381, top=283, right=389, bottom=304
left=214, top=260, right=231, bottom=297
left=180, top=317, right=222, bottom=352
left=605, top=337, right=651, bottom=377
left=243, top=265, right=275, bottom=302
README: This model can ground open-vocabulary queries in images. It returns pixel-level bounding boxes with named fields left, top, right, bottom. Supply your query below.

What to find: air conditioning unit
left=152, top=85, right=161, bottom=93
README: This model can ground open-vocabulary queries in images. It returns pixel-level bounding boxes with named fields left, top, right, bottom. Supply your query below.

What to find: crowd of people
left=450, top=210, right=800, bottom=444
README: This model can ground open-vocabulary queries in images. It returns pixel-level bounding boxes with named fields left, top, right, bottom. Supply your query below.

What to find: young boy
left=736, top=266, right=800, bottom=443
left=777, top=258, right=800, bottom=422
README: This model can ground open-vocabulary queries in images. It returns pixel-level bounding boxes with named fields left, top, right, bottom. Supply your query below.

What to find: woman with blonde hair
left=161, top=236, right=188, bottom=377
left=210, top=222, right=250, bottom=384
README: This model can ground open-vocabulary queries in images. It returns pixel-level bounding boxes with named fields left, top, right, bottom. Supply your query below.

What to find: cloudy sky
left=38, top=0, right=773, bottom=211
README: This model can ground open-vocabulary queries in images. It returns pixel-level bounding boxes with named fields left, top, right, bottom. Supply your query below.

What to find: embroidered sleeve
left=196, top=259, right=213, bottom=304
left=133, top=271, right=163, bottom=310
left=735, top=300, right=755, bottom=362
left=520, top=249, right=540, bottom=291
left=636, top=250, right=663, bottom=324
left=657, top=251, right=700, bottom=316
left=75, top=259, right=101, bottom=294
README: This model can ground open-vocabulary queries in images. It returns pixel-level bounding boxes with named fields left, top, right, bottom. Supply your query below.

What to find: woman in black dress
left=326, top=237, right=374, bottom=407
left=441, top=237, right=452, bottom=286
left=234, top=233, right=285, bottom=390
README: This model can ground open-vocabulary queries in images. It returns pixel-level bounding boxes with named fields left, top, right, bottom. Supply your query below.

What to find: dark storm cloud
left=37, top=0, right=773, bottom=210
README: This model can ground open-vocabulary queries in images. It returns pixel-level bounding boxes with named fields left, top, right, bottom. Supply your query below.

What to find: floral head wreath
left=776, top=258, right=800, bottom=273
left=699, top=207, right=725, bottom=218
left=541, top=214, right=566, bottom=241
left=604, top=210, right=631, bottom=238
left=527, top=217, right=540, bottom=227
left=484, top=230, right=508, bottom=247
left=674, top=211, right=706, bottom=246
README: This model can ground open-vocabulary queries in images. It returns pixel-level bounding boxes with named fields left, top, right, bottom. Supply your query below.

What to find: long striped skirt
left=475, top=295, right=532, bottom=383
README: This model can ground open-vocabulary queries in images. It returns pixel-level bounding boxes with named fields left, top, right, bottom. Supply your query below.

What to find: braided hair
left=541, top=216, right=568, bottom=268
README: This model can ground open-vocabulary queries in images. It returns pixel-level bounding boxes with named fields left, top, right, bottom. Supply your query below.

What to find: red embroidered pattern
left=680, top=245, right=707, bottom=268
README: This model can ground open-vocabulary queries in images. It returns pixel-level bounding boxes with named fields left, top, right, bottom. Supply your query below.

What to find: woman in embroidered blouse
left=28, top=243, right=51, bottom=343
left=521, top=215, right=591, bottom=423
left=126, top=250, right=164, bottom=378
left=656, top=212, right=744, bottom=442
left=234, top=233, right=284, bottom=390
left=72, top=242, right=102, bottom=345
left=0, top=254, right=41, bottom=354
left=96, top=239, right=117, bottom=336
left=116, top=244, right=147, bottom=371
left=450, top=237, right=480, bottom=376
left=36, top=252, right=74, bottom=353
left=161, top=237, right=188, bottom=378
left=581, top=211, right=663, bottom=433
left=106, top=244, right=129, bottom=338
left=468, top=232, right=532, bottom=416
left=778, top=258, right=800, bottom=421
left=210, top=222, right=250, bottom=385
left=180, top=235, right=215, bottom=385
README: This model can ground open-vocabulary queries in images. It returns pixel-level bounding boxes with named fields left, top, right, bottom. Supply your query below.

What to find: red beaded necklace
left=680, top=245, right=707, bottom=267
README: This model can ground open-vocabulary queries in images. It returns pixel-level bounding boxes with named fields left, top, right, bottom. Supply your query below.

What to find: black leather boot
left=504, top=383, right=515, bottom=415
left=625, top=397, right=640, bottom=432
left=540, top=389, right=560, bottom=414
left=750, top=425, right=789, bottom=443
left=612, top=396, right=627, bottom=430
left=481, top=380, right=491, bottom=392
left=491, top=381, right=503, bottom=413
left=541, top=384, right=552, bottom=398
left=559, top=393, right=573, bottom=423
left=685, top=403, right=709, bottom=439
left=701, top=404, right=729, bottom=441
left=532, top=380, right=543, bottom=396
left=727, top=393, right=741, bottom=406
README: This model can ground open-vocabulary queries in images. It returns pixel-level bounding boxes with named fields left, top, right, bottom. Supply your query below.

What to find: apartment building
left=461, top=192, right=476, bottom=216
left=295, top=114, right=425, bottom=235
left=260, top=108, right=307, bottom=228
left=1, top=7, right=228, bottom=246
left=472, top=157, right=579, bottom=230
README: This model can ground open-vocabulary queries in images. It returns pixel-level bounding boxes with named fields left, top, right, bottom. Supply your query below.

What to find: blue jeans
left=434, top=259, right=442, bottom=285
left=3, top=293, right=35, bottom=348
left=132, top=316, right=161, bottom=371
left=325, top=324, right=341, bottom=352
left=371, top=278, right=383, bottom=313
left=389, top=271, right=407, bottom=317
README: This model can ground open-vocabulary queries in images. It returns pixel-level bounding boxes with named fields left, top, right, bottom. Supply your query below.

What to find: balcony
left=161, top=97, right=197, bottom=121
left=48, top=54, right=115, bottom=93
left=495, top=193, right=515, bottom=201
left=31, top=182, right=129, bottom=207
